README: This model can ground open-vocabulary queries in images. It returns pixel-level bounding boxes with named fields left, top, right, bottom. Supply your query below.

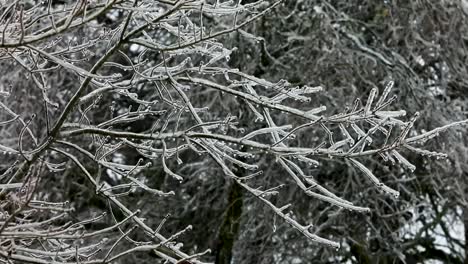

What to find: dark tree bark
left=215, top=181, right=243, bottom=264
left=464, top=185, right=468, bottom=264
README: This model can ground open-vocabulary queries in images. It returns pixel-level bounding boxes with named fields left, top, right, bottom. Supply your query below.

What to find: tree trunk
left=215, top=181, right=243, bottom=264
left=464, top=194, right=468, bottom=264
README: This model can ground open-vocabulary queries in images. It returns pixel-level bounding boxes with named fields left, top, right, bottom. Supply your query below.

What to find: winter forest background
left=1, top=0, right=468, bottom=263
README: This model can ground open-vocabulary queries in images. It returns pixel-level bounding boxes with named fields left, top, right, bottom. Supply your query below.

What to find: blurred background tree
left=221, top=0, right=468, bottom=263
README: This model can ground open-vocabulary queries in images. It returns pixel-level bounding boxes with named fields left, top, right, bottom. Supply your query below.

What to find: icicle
left=375, top=80, right=394, bottom=108
left=391, top=150, right=416, bottom=172
left=364, top=88, right=377, bottom=116
left=349, top=158, right=400, bottom=198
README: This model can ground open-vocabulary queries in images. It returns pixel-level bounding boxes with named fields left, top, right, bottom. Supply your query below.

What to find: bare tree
left=0, top=0, right=466, bottom=263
